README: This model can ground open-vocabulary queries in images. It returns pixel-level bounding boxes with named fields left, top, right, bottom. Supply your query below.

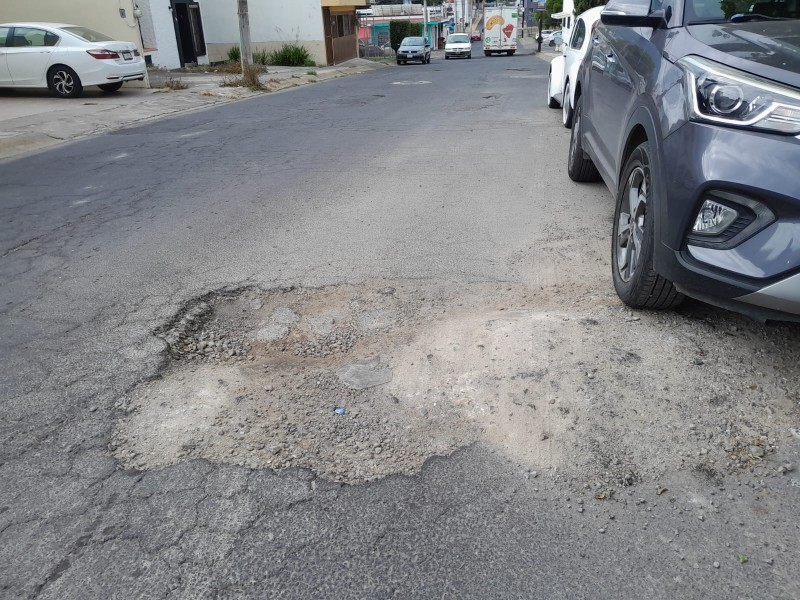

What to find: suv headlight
left=678, top=56, right=800, bottom=134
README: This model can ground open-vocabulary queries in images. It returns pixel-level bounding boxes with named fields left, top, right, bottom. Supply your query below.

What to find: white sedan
left=0, top=23, right=145, bottom=98
left=546, top=6, right=604, bottom=128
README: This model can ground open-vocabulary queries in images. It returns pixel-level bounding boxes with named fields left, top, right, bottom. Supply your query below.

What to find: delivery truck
left=483, top=5, right=518, bottom=56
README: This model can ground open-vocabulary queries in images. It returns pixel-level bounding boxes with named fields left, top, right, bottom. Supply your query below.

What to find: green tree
left=389, top=21, right=423, bottom=51
left=574, top=0, right=606, bottom=14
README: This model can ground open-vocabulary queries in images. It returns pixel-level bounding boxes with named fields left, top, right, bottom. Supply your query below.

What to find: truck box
left=483, top=6, right=518, bottom=56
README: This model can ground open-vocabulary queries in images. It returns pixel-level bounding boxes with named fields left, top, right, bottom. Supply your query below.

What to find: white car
left=444, top=33, right=472, bottom=59
left=546, top=6, right=604, bottom=128
left=0, top=23, right=145, bottom=98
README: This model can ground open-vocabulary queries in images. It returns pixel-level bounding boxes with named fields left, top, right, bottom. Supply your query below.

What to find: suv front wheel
left=612, top=141, right=683, bottom=309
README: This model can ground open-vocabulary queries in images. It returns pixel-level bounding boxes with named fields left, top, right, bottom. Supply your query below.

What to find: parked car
left=445, top=33, right=472, bottom=59
left=0, top=23, right=145, bottom=98
left=542, top=30, right=563, bottom=44
left=359, top=39, right=393, bottom=58
left=568, top=0, right=800, bottom=321
left=470, top=30, right=482, bottom=41
left=548, top=34, right=564, bottom=47
left=546, top=6, right=604, bottom=127
left=396, top=36, right=431, bottom=65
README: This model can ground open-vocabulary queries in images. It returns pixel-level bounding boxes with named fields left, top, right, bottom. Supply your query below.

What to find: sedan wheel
left=562, top=81, right=573, bottom=128
left=547, top=71, right=558, bottom=108
left=611, top=141, right=683, bottom=309
left=48, top=66, right=83, bottom=99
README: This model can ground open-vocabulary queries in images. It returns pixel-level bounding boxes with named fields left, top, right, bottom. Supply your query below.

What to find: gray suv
left=568, top=0, right=800, bottom=321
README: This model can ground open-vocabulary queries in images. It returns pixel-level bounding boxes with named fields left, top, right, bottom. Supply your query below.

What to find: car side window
left=570, top=19, right=586, bottom=49
left=11, top=27, right=58, bottom=47
left=0, top=27, right=11, bottom=47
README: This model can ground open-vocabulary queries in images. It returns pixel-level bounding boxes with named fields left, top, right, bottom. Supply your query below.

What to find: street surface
left=1, top=42, right=799, bottom=598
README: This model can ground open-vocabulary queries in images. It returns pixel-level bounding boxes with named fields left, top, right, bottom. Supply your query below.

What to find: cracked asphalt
left=1, top=45, right=799, bottom=599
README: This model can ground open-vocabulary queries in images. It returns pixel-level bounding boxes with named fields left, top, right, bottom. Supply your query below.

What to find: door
left=564, top=17, right=587, bottom=97
left=173, top=2, right=197, bottom=64
left=6, top=27, right=58, bottom=85
left=0, top=26, right=12, bottom=85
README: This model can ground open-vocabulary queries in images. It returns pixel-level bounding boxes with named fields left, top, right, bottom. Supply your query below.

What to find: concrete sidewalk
left=0, top=59, right=388, bottom=162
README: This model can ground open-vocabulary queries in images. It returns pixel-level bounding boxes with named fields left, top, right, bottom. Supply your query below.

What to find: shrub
left=268, top=43, right=312, bottom=67
left=227, top=45, right=241, bottom=62
left=252, top=48, right=269, bottom=65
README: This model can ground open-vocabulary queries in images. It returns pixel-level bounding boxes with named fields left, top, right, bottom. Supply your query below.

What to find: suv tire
left=612, top=141, right=683, bottom=309
left=567, top=95, right=599, bottom=182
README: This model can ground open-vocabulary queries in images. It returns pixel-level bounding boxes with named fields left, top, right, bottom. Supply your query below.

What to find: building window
left=332, top=13, right=355, bottom=38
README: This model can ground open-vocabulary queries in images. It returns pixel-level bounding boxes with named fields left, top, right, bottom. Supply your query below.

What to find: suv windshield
left=402, top=37, right=425, bottom=46
left=448, top=34, right=470, bottom=43
left=685, top=0, right=800, bottom=23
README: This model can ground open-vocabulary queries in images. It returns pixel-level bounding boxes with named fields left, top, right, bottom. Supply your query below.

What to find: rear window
left=62, top=26, right=114, bottom=42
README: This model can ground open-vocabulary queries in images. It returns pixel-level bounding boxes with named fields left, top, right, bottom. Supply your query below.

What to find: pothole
left=111, top=279, right=800, bottom=486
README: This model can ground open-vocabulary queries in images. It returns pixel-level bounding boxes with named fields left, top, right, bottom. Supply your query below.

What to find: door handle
left=592, top=36, right=599, bottom=45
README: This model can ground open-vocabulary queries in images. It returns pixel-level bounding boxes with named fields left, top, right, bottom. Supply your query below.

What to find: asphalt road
left=1, top=45, right=798, bottom=599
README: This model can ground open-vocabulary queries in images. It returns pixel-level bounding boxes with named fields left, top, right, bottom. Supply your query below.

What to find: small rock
left=713, top=561, right=720, bottom=569
left=693, top=357, right=705, bottom=365
left=749, top=446, right=765, bottom=458
left=598, top=528, right=606, bottom=534
left=89, top=406, right=98, bottom=413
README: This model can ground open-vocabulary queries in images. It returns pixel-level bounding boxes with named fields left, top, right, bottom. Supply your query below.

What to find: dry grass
left=219, top=64, right=265, bottom=91
left=159, top=77, right=188, bottom=90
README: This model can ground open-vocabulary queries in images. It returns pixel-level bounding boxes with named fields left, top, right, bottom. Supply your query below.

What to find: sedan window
left=62, top=26, right=114, bottom=43
left=570, top=19, right=586, bottom=49
left=0, top=27, right=10, bottom=47
left=11, top=27, right=58, bottom=47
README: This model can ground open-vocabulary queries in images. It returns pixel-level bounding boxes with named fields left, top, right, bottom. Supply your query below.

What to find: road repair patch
left=111, top=280, right=800, bottom=485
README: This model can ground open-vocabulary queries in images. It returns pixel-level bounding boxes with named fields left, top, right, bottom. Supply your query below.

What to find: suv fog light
left=693, top=199, right=738, bottom=234
left=686, top=191, right=775, bottom=250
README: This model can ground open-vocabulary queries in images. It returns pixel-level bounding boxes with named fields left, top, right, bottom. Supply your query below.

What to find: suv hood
left=686, top=21, right=800, bottom=87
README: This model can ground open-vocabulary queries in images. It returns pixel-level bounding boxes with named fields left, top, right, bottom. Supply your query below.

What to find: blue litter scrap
left=334, top=407, right=346, bottom=415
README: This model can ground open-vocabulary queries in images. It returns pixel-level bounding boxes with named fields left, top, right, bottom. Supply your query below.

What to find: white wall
left=141, top=0, right=182, bottom=69
left=200, top=0, right=327, bottom=65
left=201, top=0, right=324, bottom=46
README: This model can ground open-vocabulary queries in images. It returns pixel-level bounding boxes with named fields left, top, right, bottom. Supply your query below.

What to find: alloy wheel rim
left=53, top=71, right=74, bottom=95
left=616, top=166, right=648, bottom=282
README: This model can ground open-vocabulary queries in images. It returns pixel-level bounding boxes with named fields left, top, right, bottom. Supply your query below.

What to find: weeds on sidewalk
left=159, top=77, right=188, bottom=90
left=220, top=64, right=265, bottom=91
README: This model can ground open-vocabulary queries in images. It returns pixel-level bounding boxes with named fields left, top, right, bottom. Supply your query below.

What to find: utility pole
left=423, top=0, right=428, bottom=43
left=237, top=0, right=253, bottom=70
